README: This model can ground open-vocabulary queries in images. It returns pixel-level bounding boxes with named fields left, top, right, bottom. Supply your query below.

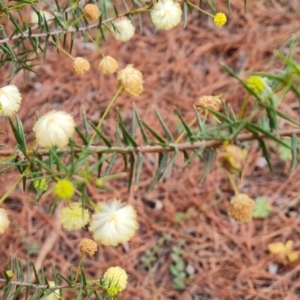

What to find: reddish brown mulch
left=1, top=1, right=300, bottom=299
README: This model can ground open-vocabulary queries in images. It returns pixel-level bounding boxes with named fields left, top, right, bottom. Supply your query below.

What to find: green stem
left=51, top=40, right=74, bottom=60
left=0, top=170, right=27, bottom=205
left=175, top=117, right=197, bottom=144
left=238, top=94, right=250, bottom=120
left=227, top=173, right=239, bottom=195
left=86, top=32, right=105, bottom=58
left=90, top=86, right=123, bottom=143
left=73, top=254, right=84, bottom=284
left=186, top=1, right=214, bottom=18
left=67, top=14, right=84, bottom=30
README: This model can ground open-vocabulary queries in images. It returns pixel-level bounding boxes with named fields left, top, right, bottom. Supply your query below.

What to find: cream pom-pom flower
left=0, top=208, right=10, bottom=234
left=60, top=202, right=90, bottom=231
left=0, top=85, right=22, bottom=117
left=44, top=281, right=60, bottom=300
left=112, top=17, right=135, bottom=42
left=150, top=0, right=182, bottom=30
left=31, top=10, right=52, bottom=24
left=33, top=110, right=75, bottom=148
left=89, top=199, right=138, bottom=246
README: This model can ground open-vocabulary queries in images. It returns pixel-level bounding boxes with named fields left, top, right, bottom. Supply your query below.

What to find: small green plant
left=253, top=197, right=272, bottom=219
left=141, top=233, right=172, bottom=270
left=169, top=245, right=187, bottom=290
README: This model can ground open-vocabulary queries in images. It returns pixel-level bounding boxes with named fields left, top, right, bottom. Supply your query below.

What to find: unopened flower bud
left=83, top=4, right=100, bottom=21
left=228, top=193, right=255, bottom=223
left=79, top=239, right=97, bottom=257
left=33, top=178, right=48, bottom=192
left=217, top=144, right=247, bottom=174
left=246, top=76, right=265, bottom=94
left=99, top=56, right=118, bottom=74
left=95, top=178, right=104, bottom=187
left=214, top=12, right=227, bottom=27
left=73, top=57, right=90, bottom=75
left=195, top=95, right=221, bottom=118
left=117, top=64, right=143, bottom=96
left=54, top=179, right=74, bottom=200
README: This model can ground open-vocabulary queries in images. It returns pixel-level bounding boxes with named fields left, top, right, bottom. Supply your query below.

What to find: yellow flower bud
left=246, top=76, right=265, bottom=94
left=95, top=178, right=104, bottom=187
left=73, top=57, right=90, bottom=75
left=214, top=12, right=227, bottom=27
left=54, top=179, right=74, bottom=200
left=79, top=239, right=97, bottom=257
left=117, top=64, right=143, bottom=96
left=99, top=56, right=118, bottom=74
left=228, top=193, right=255, bottom=223
left=33, top=178, right=48, bottom=192
left=83, top=4, right=100, bottom=21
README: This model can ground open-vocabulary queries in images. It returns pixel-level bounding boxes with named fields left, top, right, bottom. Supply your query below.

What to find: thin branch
left=0, top=6, right=150, bottom=44
left=0, top=278, right=70, bottom=289
left=0, top=128, right=299, bottom=157
left=0, top=277, right=98, bottom=290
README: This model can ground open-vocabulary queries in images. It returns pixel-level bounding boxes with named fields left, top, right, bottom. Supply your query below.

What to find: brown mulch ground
left=1, top=1, right=300, bottom=299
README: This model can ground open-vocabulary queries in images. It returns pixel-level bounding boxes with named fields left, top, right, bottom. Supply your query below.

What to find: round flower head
left=73, top=57, right=90, bottom=75
left=195, top=95, right=221, bottom=118
left=102, top=266, right=128, bottom=297
left=31, top=10, right=52, bottom=24
left=0, top=85, right=22, bottom=117
left=0, top=208, right=10, bottom=234
left=44, top=281, right=60, bottom=300
left=89, top=199, right=138, bottom=246
left=60, top=202, right=90, bottom=231
left=150, top=0, right=182, bottom=30
left=228, top=193, right=255, bottom=223
left=54, top=179, right=74, bottom=199
left=214, top=12, right=227, bottom=27
left=217, top=144, right=248, bottom=174
left=79, top=239, right=97, bottom=257
left=112, top=17, right=135, bottom=42
left=33, top=110, right=75, bottom=148
left=83, top=4, right=100, bottom=21
left=117, top=65, right=143, bottom=96
left=246, top=76, right=265, bottom=94
left=99, top=56, right=118, bottom=74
